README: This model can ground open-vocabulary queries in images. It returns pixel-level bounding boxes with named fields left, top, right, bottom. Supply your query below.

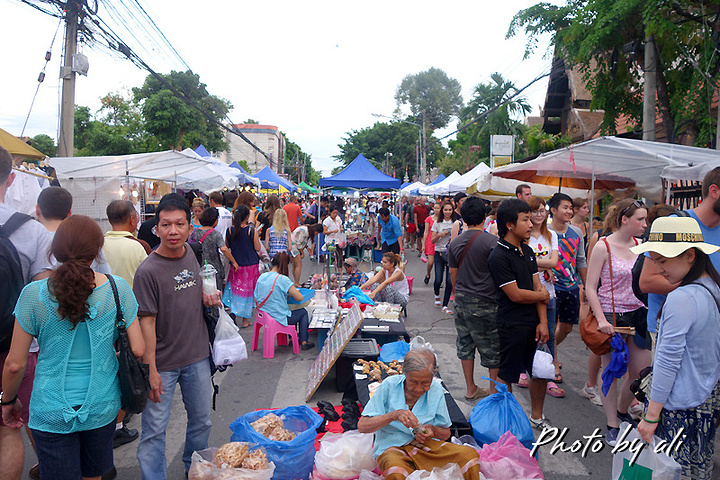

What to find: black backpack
left=0, top=213, right=32, bottom=352
left=631, top=210, right=690, bottom=306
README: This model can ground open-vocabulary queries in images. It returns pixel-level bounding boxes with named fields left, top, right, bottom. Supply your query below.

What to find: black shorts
left=382, top=241, right=400, bottom=254
left=556, top=288, right=581, bottom=325
left=605, top=307, right=649, bottom=350
left=416, top=223, right=426, bottom=237
left=497, top=322, right=537, bottom=384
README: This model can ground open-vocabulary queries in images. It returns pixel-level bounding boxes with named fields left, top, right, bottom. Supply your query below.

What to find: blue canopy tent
left=319, top=154, right=401, bottom=190
left=410, top=174, right=445, bottom=195
left=227, top=162, right=263, bottom=188
left=194, top=144, right=212, bottom=158
left=254, top=166, right=298, bottom=192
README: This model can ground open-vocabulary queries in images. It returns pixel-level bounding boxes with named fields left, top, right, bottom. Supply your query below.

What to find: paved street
left=17, top=252, right=720, bottom=479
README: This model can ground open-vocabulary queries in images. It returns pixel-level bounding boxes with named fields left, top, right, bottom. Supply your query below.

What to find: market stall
left=418, top=171, right=461, bottom=195
left=254, top=166, right=299, bottom=193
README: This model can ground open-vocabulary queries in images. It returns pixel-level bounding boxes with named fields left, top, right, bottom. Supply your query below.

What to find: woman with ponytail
left=1, top=215, right=145, bottom=480
left=361, top=252, right=410, bottom=308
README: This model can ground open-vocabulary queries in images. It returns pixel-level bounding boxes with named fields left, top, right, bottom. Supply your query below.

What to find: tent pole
left=590, top=165, right=596, bottom=220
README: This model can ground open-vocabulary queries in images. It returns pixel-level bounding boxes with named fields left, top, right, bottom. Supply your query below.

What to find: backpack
left=0, top=213, right=32, bottom=352
left=631, top=210, right=690, bottom=306
left=188, top=228, right=213, bottom=266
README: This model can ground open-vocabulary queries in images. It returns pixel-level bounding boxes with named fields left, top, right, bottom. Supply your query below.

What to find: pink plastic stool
left=251, top=310, right=300, bottom=358
left=407, top=276, right=414, bottom=295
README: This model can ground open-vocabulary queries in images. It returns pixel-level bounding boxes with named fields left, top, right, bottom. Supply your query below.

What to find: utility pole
left=643, top=35, right=656, bottom=142
left=58, top=0, right=79, bottom=157
left=420, top=113, right=427, bottom=182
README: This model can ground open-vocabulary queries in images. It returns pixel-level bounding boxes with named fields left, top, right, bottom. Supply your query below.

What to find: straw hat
left=630, top=216, right=720, bottom=258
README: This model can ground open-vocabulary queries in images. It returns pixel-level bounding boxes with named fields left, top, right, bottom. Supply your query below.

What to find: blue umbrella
left=601, top=333, right=628, bottom=396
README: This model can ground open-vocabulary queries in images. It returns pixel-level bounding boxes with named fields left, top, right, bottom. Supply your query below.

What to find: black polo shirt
left=488, top=238, right=539, bottom=326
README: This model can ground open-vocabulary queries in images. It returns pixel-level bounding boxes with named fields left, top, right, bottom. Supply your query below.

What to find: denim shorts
left=32, top=420, right=115, bottom=479
left=454, top=293, right=501, bottom=368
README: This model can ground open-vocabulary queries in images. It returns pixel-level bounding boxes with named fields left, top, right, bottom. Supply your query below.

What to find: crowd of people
left=2, top=136, right=720, bottom=480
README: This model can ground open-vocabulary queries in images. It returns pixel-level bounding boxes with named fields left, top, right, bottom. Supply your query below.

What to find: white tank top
left=385, top=267, right=409, bottom=296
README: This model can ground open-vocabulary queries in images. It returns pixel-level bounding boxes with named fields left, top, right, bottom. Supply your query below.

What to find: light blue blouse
left=651, top=277, right=720, bottom=410
left=14, top=276, right=138, bottom=433
left=253, top=272, right=293, bottom=325
left=361, top=374, right=451, bottom=458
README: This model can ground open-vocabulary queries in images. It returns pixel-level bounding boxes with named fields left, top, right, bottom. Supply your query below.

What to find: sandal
left=546, top=382, right=565, bottom=398
left=434, top=295, right=441, bottom=306
left=554, top=372, right=563, bottom=384
left=517, top=373, right=529, bottom=388
left=464, top=387, right=491, bottom=400
left=442, top=306, right=454, bottom=315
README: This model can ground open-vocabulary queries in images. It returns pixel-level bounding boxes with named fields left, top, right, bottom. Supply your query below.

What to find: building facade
left=220, top=124, right=285, bottom=173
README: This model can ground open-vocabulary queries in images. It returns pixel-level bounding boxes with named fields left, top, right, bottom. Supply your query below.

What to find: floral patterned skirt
left=222, top=264, right=260, bottom=319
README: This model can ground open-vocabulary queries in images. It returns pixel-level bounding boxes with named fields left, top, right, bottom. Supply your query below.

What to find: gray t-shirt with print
left=133, top=244, right=209, bottom=372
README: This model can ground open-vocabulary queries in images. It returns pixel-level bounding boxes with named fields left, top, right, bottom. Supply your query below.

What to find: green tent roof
left=298, top=181, right=319, bottom=193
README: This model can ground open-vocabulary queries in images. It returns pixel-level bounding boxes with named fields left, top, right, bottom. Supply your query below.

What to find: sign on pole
left=490, top=135, right=514, bottom=169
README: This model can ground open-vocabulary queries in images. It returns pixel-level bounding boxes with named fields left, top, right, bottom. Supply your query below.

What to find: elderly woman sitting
left=343, top=258, right=368, bottom=289
left=358, top=348, right=480, bottom=480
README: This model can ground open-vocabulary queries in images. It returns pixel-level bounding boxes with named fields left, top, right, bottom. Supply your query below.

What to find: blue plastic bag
left=469, top=377, right=534, bottom=450
left=229, top=405, right=322, bottom=480
left=379, top=340, right=411, bottom=362
left=342, top=285, right=375, bottom=305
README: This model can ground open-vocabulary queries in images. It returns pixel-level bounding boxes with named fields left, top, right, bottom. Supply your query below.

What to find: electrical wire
left=21, top=16, right=63, bottom=136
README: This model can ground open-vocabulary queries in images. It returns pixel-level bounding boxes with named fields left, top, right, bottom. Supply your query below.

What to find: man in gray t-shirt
left=447, top=197, right=501, bottom=400
left=133, top=194, right=221, bottom=479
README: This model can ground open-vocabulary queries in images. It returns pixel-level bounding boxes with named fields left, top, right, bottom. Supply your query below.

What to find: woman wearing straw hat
left=632, top=216, right=720, bottom=480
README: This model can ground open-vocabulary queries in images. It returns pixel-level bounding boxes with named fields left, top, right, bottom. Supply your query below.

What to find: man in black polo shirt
left=488, top=199, right=551, bottom=430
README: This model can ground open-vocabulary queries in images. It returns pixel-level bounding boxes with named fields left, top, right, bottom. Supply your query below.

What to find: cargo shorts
left=454, top=292, right=501, bottom=368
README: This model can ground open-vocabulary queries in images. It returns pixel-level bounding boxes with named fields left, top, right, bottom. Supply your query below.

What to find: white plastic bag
left=611, top=422, right=681, bottom=480
left=212, top=309, right=247, bottom=366
left=358, top=470, right=383, bottom=480
left=189, top=447, right=275, bottom=480
left=314, top=431, right=375, bottom=479
left=409, top=335, right=435, bottom=353
left=406, top=463, right=464, bottom=480
left=531, top=343, right=554, bottom=380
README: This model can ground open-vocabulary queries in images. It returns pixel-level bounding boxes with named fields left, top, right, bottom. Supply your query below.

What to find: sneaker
left=301, top=342, right=315, bottom=350
left=605, top=426, right=619, bottom=446
left=113, top=425, right=139, bottom=449
left=628, top=401, right=644, bottom=420
left=529, top=415, right=552, bottom=430
left=617, top=410, right=638, bottom=427
left=581, top=383, right=603, bottom=406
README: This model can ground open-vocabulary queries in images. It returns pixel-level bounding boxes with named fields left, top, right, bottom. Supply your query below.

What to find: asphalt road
left=16, top=251, right=720, bottom=479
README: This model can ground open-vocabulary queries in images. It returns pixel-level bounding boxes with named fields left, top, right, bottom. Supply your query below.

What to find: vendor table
left=353, top=367, right=473, bottom=439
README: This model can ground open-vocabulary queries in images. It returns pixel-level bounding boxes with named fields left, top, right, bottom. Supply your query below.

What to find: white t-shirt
left=215, top=206, right=232, bottom=241
left=528, top=230, right=558, bottom=298
left=386, top=267, right=409, bottom=297
left=323, top=216, right=343, bottom=243
left=431, top=219, right=454, bottom=253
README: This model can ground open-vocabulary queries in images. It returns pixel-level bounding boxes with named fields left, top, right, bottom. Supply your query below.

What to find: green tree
left=395, top=67, right=463, bottom=130
left=133, top=70, right=232, bottom=152
left=283, top=136, right=321, bottom=185
left=508, top=0, right=720, bottom=146
left=520, top=124, right=572, bottom=157
left=29, top=134, right=56, bottom=157
left=335, top=121, right=445, bottom=179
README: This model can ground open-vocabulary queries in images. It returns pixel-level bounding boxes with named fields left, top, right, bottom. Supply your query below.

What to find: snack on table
left=213, top=442, right=249, bottom=468
left=251, top=413, right=297, bottom=441
left=240, top=449, right=268, bottom=470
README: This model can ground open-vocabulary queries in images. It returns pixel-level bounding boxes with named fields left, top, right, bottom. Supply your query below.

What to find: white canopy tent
left=470, top=172, right=595, bottom=201
left=400, top=181, right=425, bottom=196
left=50, top=149, right=242, bottom=229
left=446, top=163, right=491, bottom=195
left=491, top=136, right=720, bottom=203
left=419, top=171, right=461, bottom=195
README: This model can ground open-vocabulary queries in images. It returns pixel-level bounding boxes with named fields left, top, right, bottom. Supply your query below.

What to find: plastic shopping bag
left=229, top=406, right=323, bottom=480
left=314, top=431, right=375, bottom=479
left=531, top=343, right=555, bottom=380
left=189, top=447, right=275, bottom=480
left=358, top=470, right=383, bottom=480
left=477, top=431, right=543, bottom=479
left=378, top=340, right=411, bottom=362
left=470, top=377, right=534, bottom=450
left=611, top=422, right=681, bottom=480
left=343, top=286, right=375, bottom=306
left=405, top=463, right=464, bottom=480
left=212, top=309, right=247, bottom=367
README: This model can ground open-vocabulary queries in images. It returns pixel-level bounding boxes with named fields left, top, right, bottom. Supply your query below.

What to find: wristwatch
left=0, top=391, right=17, bottom=406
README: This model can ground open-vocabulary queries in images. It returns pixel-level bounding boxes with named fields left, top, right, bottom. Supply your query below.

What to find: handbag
left=107, top=275, right=151, bottom=414
left=579, top=238, right=616, bottom=355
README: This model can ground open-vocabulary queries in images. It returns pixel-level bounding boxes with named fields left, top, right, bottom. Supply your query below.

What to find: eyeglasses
left=531, top=209, right=546, bottom=216
left=620, top=200, right=645, bottom=217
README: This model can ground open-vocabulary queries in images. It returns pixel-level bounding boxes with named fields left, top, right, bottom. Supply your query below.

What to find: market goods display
left=357, top=359, right=402, bottom=381
left=189, top=445, right=274, bottom=480
left=213, top=443, right=269, bottom=470
left=251, top=413, right=297, bottom=441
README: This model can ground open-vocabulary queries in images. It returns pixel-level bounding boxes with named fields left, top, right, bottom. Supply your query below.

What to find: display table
left=358, top=317, right=409, bottom=345
left=353, top=366, right=473, bottom=438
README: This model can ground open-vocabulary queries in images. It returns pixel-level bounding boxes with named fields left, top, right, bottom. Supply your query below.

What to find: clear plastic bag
left=611, top=422, right=681, bottom=480
left=405, top=463, right=464, bottom=480
left=531, top=343, right=555, bottom=380
left=212, top=308, right=247, bottom=366
left=189, top=447, right=275, bottom=480
left=477, top=432, right=543, bottom=480
left=314, top=431, right=376, bottom=479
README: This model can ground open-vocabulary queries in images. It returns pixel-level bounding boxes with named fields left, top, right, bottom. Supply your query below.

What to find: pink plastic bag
left=477, top=432, right=543, bottom=479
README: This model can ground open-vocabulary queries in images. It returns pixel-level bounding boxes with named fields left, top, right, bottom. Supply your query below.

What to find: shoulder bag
left=579, top=238, right=616, bottom=355
left=107, top=275, right=151, bottom=414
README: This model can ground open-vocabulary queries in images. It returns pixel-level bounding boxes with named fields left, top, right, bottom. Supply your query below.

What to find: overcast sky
left=1, top=0, right=556, bottom=175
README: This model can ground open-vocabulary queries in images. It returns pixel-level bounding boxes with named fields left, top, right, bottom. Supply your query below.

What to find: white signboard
left=491, top=135, right=514, bottom=169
